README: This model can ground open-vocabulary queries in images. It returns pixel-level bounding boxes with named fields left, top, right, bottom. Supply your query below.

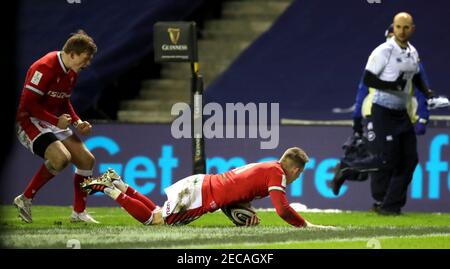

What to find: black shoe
left=370, top=201, right=382, bottom=212
left=376, top=207, right=401, bottom=216
left=330, top=162, right=349, bottom=195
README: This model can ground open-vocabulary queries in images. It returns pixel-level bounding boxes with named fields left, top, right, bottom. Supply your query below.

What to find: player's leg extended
left=102, top=169, right=158, bottom=211
left=114, top=190, right=159, bottom=225
left=62, top=134, right=98, bottom=222
left=23, top=141, right=71, bottom=198
left=15, top=139, right=71, bottom=223
left=81, top=177, right=159, bottom=225
left=14, top=119, right=72, bottom=223
left=109, top=171, right=160, bottom=222
left=124, top=186, right=157, bottom=211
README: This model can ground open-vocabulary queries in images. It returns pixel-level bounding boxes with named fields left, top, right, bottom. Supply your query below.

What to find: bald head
left=394, top=12, right=414, bottom=25
left=392, top=12, right=415, bottom=47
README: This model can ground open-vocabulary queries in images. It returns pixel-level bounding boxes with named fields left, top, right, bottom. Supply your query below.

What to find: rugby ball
left=221, top=204, right=256, bottom=226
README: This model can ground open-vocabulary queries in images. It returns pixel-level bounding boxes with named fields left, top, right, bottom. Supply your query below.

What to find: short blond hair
left=62, top=29, right=97, bottom=55
left=280, top=147, right=309, bottom=168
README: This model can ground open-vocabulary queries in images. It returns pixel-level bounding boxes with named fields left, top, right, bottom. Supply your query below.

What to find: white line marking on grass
left=175, top=233, right=450, bottom=249
left=256, top=203, right=346, bottom=213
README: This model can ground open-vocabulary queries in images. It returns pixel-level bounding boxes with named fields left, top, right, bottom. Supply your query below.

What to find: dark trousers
left=365, top=104, right=418, bottom=212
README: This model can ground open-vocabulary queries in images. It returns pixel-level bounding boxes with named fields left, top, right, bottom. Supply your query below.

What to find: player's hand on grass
left=314, top=225, right=339, bottom=230
left=57, top=114, right=72, bottom=129
left=245, top=214, right=260, bottom=226
left=76, top=121, right=92, bottom=136
left=304, top=220, right=338, bottom=230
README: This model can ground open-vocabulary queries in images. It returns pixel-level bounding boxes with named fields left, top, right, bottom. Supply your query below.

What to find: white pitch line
left=171, top=233, right=450, bottom=249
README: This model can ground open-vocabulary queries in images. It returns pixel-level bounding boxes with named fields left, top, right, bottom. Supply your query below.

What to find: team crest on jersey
left=30, top=71, right=43, bottom=85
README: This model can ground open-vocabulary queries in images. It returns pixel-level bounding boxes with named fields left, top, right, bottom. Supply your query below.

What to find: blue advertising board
left=1, top=124, right=449, bottom=212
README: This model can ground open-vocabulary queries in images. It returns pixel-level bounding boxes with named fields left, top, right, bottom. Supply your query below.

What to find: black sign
left=153, top=21, right=198, bottom=62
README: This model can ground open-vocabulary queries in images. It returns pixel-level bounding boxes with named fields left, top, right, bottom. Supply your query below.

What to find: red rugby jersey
left=16, top=51, right=80, bottom=126
left=202, top=161, right=305, bottom=227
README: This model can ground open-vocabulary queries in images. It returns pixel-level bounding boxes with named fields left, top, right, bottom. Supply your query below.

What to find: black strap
left=33, top=132, right=58, bottom=158
left=363, top=70, right=403, bottom=91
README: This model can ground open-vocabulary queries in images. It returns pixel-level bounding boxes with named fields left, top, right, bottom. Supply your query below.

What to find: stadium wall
left=1, top=124, right=449, bottom=212
left=205, top=0, right=450, bottom=120
left=16, top=0, right=205, bottom=114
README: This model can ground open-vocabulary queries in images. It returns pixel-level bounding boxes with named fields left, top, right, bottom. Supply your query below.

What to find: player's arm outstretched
left=269, top=190, right=337, bottom=230
left=269, top=190, right=306, bottom=227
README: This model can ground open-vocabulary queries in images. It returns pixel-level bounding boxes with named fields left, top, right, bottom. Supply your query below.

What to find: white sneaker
left=70, top=211, right=100, bottom=224
left=104, top=168, right=122, bottom=181
left=13, top=194, right=32, bottom=223
left=105, top=168, right=128, bottom=192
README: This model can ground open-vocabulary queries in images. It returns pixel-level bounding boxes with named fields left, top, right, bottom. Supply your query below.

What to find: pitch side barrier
left=281, top=115, right=450, bottom=127
left=1, top=122, right=449, bottom=212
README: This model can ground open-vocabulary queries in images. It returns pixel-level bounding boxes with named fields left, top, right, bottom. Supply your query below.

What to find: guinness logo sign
left=168, top=28, right=181, bottom=44
left=154, top=21, right=198, bottom=62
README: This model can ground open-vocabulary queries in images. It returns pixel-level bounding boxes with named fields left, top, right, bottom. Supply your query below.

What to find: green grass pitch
left=1, top=205, right=449, bottom=249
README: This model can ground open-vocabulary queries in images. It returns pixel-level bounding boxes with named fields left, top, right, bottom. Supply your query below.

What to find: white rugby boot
left=70, top=210, right=100, bottom=224
left=13, top=194, right=32, bottom=223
